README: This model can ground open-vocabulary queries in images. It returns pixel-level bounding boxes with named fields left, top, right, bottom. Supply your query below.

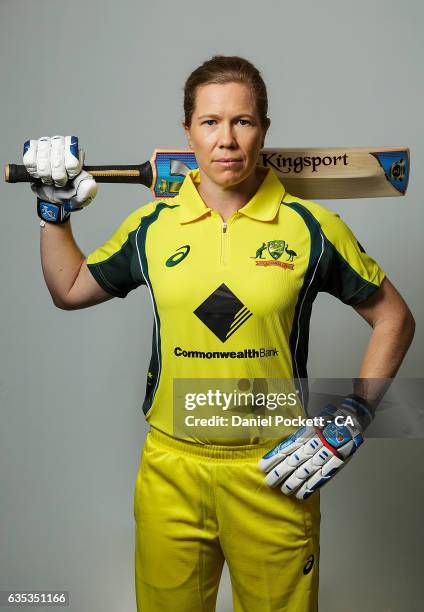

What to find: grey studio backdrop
left=0, top=1, right=423, bottom=611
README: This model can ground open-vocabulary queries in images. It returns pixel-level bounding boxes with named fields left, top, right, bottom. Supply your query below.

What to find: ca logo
left=166, top=244, right=190, bottom=267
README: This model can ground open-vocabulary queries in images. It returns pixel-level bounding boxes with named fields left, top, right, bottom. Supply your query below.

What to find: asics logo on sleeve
left=166, top=244, right=191, bottom=267
left=303, top=554, right=315, bottom=575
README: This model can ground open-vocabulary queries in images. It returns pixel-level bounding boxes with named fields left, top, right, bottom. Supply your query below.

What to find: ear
left=182, top=121, right=193, bottom=149
left=262, top=118, right=271, bottom=147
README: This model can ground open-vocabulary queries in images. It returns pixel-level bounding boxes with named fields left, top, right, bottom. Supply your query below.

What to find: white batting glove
left=23, top=135, right=97, bottom=224
left=258, top=394, right=373, bottom=500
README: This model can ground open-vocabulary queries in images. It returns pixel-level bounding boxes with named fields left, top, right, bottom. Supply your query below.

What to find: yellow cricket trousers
left=134, top=427, right=321, bottom=611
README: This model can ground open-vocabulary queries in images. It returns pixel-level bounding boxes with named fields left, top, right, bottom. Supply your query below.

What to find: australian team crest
left=251, top=239, right=297, bottom=270
left=267, top=240, right=286, bottom=260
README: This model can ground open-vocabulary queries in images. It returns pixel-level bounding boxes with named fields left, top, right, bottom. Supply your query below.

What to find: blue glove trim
left=69, top=136, right=79, bottom=159
left=37, top=199, right=71, bottom=224
left=322, top=421, right=352, bottom=449
left=342, top=393, right=374, bottom=431
left=262, top=426, right=309, bottom=459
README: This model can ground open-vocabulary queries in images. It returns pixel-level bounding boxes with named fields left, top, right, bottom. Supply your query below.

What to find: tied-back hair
left=183, top=55, right=270, bottom=129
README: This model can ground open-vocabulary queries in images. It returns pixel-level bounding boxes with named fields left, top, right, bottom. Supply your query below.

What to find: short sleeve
left=318, top=211, right=386, bottom=305
left=86, top=207, right=146, bottom=298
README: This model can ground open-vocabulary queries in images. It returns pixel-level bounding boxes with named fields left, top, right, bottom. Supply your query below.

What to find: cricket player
left=24, top=56, right=415, bottom=611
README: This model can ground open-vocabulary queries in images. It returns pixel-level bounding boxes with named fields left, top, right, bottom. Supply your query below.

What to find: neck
left=196, top=166, right=267, bottom=222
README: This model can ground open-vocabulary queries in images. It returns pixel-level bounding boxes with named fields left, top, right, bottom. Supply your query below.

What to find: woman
left=26, top=55, right=414, bottom=611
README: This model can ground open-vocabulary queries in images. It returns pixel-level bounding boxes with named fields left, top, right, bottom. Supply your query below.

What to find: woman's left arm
left=352, top=276, right=415, bottom=379
left=258, top=280, right=415, bottom=499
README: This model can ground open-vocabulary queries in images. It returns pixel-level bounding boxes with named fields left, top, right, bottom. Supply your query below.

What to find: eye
left=202, top=119, right=216, bottom=126
left=238, top=119, right=251, bottom=126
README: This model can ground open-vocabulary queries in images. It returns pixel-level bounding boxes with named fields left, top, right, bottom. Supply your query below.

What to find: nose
left=218, top=121, right=236, bottom=148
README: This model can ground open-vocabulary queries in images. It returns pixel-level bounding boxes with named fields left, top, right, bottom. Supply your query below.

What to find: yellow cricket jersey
left=86, top=167, right=385, bottom=444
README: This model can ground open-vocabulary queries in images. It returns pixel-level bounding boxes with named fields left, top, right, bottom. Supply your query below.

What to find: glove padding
left=23, top=135, right=97, bottom=223
left=258, top=395, right=371, bottom=500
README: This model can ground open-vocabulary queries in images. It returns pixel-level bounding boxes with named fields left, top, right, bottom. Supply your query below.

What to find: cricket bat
left=4, top=146, right=410, bottom=199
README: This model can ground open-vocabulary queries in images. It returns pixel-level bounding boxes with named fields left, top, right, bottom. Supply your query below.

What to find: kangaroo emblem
left=251, top=242, right=267, bottom=259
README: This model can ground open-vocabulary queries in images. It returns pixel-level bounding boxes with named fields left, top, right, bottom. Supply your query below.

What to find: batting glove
left=23, top=135, right=97, bottom=224
left=258, top=394, right=373, bottom=500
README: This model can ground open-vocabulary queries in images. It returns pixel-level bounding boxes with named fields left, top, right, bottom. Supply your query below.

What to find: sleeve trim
left=86, top=263, right=128, bottom=299
left=345, top=268, right=386, bottom=305
left=320, top=227, right=385, bottom=305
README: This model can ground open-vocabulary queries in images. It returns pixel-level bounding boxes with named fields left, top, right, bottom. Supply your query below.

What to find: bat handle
left=5, top=164, right=32, bottom=183
left=4, top=162, right=153, bottom=187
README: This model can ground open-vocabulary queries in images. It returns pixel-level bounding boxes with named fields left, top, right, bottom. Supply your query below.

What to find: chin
left=213, top=168, right=250, bottom=184
left=216, top=175, right=245, bottom=189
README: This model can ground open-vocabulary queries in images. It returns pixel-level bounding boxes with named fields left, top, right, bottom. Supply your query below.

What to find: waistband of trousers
left=148, top=427, right=278, bottom=461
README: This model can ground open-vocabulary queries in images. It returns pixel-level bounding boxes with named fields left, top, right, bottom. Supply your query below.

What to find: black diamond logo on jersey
left=194, top=283, right=253, bottom=342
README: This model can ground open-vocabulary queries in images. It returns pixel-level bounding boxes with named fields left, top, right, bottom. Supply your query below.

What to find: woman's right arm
left=40, top=220, right=113, bottom=310
left=24, top=135, right=114, bottom=310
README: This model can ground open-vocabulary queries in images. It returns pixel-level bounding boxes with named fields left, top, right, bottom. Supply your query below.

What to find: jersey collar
left=176, top=167, right=286, bottom=224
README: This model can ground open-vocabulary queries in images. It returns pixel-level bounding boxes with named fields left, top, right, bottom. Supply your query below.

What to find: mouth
left=214, top=159, right=243, bottom=166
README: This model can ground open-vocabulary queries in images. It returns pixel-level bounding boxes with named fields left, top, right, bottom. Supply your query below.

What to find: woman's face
left=183, top=81, right=269, bottom=190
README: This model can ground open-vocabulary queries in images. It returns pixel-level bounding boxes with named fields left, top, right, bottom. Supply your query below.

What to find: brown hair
left=183, top=55, right=270, bottom=129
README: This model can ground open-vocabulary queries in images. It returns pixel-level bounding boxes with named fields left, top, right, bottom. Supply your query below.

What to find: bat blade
left=4, top=146, right=410, bottom=199
left=150, top=147, right=410, bottom=199
left=259, top=148, right=409, bottom=199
